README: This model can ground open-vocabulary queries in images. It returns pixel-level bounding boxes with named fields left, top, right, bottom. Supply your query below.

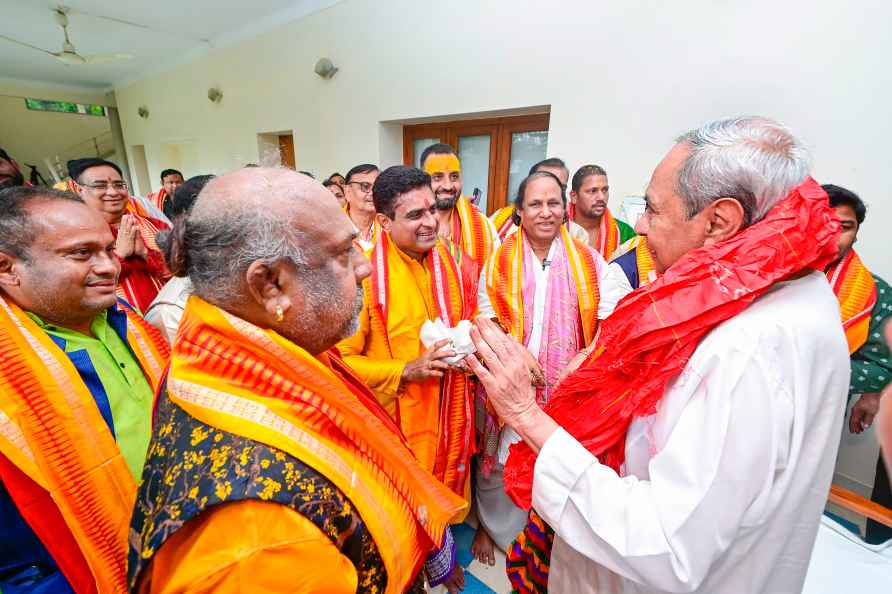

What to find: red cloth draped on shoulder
left=503, top=177, right=840, bottom=509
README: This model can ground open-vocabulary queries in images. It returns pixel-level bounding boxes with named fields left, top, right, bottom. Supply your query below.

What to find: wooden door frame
left=403, top=113, right=550, bottom=214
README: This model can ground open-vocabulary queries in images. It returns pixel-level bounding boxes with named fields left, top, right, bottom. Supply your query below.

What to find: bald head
left=175, top=166, right=369, bottom=353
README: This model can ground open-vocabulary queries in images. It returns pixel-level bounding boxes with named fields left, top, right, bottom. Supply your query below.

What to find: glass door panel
left=457, top=134, right=492, bottom=213
left=506, top=130, right=548, bottom=204
left=413, top=137, right=440, bottom=168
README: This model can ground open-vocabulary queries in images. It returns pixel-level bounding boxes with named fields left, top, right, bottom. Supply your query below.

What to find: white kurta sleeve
left=476, top=266, right=496, bottom=319
left=532, top=344, right=793, bottom=592
left=598, top=261, right=634, bottom=319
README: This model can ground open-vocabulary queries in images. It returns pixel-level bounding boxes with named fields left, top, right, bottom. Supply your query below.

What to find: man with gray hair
left=128, top=167, right=466, bottom=593
left=467, top=116, right=850, bottom=593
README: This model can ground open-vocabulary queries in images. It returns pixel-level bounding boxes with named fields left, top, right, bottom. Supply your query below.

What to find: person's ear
left=569, top=190, right=578, bottom=205
left=244, top=259, right=297, bottom=322
left=703, top=197, right=745, bottom=246
left=376, top=212, right=393, bottom=234
left=0, top=253, right=21, bottom=288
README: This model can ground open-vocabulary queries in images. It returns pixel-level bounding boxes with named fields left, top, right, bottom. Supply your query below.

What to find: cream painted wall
left=0, top=81, right=115, bottom=182
left=115, top=0, right=890, bottom=498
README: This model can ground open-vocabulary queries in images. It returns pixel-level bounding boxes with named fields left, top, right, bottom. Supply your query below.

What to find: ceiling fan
left=0, top=6, right=132, bottom=65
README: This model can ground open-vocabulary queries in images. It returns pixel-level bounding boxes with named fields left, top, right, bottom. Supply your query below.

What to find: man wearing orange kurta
left=128, top=168, right=465, bottom=594
left=337, top=165, right=478, bottom=592
left=420, top=143, right=499, bottom=269
left=0, top=186, right=168, bottom=594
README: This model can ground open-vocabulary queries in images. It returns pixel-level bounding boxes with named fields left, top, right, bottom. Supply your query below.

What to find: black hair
left=327, top=172, right=345, bottom=181
left=0, top=186, right=84, bottom=262
left=419, top=143, right=456, bottom=169
left=171, top=175, right=215, bottom=218
left=298, top=170, right=315, bottom=179
left=372, top=165, right=431, bottom=219
left=511, top=171, right=567, bottom=226
left=322, top=179, right=339, bottom=188
left=0, top=148, right=10, bottom=161
left=529, top=157, right=567, bottom=176
left=160, top=168, right=183, bottom=181
left=345, top=163, right=379, bottom=183
left=571, top=164, right=608, bottom=193
left=823, top=184, right=866, bottom=225
left=67, top=158, right=122, bottom=182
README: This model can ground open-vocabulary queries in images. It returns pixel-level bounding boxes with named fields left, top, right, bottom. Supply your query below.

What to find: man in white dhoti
left=466, top=116, right=851, bottom=594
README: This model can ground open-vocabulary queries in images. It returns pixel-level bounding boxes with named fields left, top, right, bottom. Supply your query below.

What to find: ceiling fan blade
left=0, top=33, right=57, bottom=56
left=83, top=53, right=133, bottom=64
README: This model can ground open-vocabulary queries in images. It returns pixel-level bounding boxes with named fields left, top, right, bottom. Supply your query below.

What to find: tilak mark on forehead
left=423, top=154, right=461, bottom=175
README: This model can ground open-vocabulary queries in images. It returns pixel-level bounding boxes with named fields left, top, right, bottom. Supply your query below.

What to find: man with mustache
left=343, top=163, right=381, bottom=250
left=469, top=117, right=850, bottom=594
left=338, top=165, right=478, bottom=593
left=569, top=164, right=636, bottom=260
left=420, top=143, right=499, bottom=269
left=822, top=183, right=892, bottom=545
left=0, top=148, right=26, bottom=190
left=129, top=168, right=464, bottom=593
left=147, top=168, right=185, bottom=220
left=69, top=158, right=170, bottom=313
left=0, top=186, right=169, bottom=594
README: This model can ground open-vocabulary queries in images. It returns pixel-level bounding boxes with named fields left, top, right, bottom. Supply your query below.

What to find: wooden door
left=278, top=134, right=296, bottom=169
left=404, top=114, right=549, bottom=215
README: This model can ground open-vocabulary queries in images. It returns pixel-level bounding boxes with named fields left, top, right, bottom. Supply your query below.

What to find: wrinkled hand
left=466, top=318, right=538, bottom=426
left=519, top=345, right=546, bottom=387
left=850, top=392, right=882, bottom=434
left=114, top=214, right=137, bottom=258
left=401, top=339, right=454, bottom=383
left=442, top=565, right=465, bottom=593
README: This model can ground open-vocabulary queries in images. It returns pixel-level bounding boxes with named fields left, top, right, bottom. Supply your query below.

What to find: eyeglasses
left=347, top=181, right=373, bottom=194
left=81, top=181, right=127, bottom=192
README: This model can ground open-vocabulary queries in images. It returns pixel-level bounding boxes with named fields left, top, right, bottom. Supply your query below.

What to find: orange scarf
left=453, top=195, right=497, bottom=268
left=148, top=188, right=168, bottom=212
left=0, top=295, right=168, bottom=594
left=368, top=232, right=477, bottom=496
left=505, top=177, right=840, bottom=509
left=635, top=235, right=657, bottom=287
left=168, top=297, right=465, bottom=593
left=826, top=250, right=877, bottom=354
left=596, top=207, right=622, bottom=260
left=491, top=205, right=517, bottom=240
left=486, top=226, right=600, bottom=347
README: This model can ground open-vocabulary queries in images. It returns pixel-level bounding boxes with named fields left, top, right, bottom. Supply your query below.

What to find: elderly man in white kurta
left=466, top=116, right=850, bottom=594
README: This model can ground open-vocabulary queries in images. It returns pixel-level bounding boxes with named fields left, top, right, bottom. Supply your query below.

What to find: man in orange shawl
left=568, top=164, right=636, bottom=260
left=69, top=159, right=170, bottom=313
left=420, top=143, right=499, bottom=269
left=146, top=168, right=184, bottom=220
left=0, top=186, right=169, bottom=594
left=337, top=165, right=478, bottom=592
left=823, top=183, right=892, bottom=545
left=468, top=117, right=850, bottom=594
left=128, top=167, right=466, bottom=594
left=471, top=170, right=619, bottom=567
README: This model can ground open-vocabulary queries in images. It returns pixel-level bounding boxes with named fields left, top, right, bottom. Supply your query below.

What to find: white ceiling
left=0, top=0, right=339, bottom=90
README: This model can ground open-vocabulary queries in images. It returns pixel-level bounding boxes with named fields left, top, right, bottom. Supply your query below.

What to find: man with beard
left=569, top=164, right=636, bottom=260
left=468, top=116, right=850, bottom=594
left=0, top=186, right=169, bottom=594
left=147, top=168, right=185, bottom=220
left=69, top=158, right=170, bottom=313
left=0, top=148, right=26, bottom=190
left=337, top=165, right=478, bottom=593
left=343, top=163, right=381, bottom=250
left=129, top=168, right=466, bottom=593
left=823, top=183, right=892, bottom=544
left=420, top=144, right=499, bottom=269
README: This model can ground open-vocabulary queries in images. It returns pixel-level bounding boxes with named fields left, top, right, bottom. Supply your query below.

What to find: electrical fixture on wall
left=207, top=87, right=223, bottom=103
left=314, top=58, right=338, bottom=79
left=137, top=106, right=149, bottom=119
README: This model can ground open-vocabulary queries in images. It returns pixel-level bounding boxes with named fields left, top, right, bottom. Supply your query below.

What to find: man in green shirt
left=826, top=184, right=892, bottom=544
left=0, top=185, right=168, bottom=593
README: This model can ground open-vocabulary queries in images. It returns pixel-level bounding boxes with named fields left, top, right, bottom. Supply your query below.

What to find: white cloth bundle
left=419, top=318, right=476, bottom=365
